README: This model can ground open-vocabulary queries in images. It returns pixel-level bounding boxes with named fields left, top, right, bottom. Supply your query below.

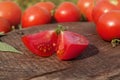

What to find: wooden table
left=0, top=22, right=120, bottom=80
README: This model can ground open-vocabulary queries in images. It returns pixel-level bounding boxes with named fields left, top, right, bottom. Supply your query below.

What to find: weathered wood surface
left=0, top=22, right=120, bottom=80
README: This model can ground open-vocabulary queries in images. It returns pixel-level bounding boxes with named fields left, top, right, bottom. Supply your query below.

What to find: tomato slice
left=57, top=31, right=89, bottom=60
left=22, top=30, right=58, bottom=57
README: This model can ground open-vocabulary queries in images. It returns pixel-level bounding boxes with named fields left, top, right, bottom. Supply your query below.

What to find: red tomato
left=35, top=1, right=56, bottom=13
left=0, top=1, right=22, bottom=26
left=92, top=0, right=120, bottom=23
left=57, top=31, right=89, bottom=60
left=54, top=2, right=81, bottom=22
left=22, top=6, right=51, bottom=28
left=96, top=11, right=120, bottom=41
left=77, top=0, right=97, bottom=21
left=0, top=17, right=11, bottom=33
left=22, top=30, right=58, bottom=57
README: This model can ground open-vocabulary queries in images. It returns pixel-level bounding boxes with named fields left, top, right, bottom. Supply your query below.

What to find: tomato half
left=54, top=2, right=81, bottom=22
left=97, top=10, right=120, bottom=41
left=22, top=30, right=58, bottom=57
left=57, top=31, right=89, bottom=60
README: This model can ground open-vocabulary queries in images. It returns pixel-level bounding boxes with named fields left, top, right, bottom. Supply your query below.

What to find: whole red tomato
left=77, top=0, right=97, bottom=21
left=0, top=17, right=11, bottom=33
left=54, top=2, right=81, bottom=22
left=35, top=1, right=56, bottom=14
left=0, top=1, right=22, bottom=26
left=92, top=0, right=120, bottom=24
left=97, top=11, right=120, bottom=41
left=22, top=6, right=51, bottom=28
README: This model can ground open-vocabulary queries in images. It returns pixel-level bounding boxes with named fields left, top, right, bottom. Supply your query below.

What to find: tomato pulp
left=22, top=30, right=58, bottom=57
left=57, top=31, right=89, bottom=60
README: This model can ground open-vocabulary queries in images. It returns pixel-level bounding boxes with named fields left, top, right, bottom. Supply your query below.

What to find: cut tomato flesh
left=22, top=30, right=58, bottom=57
left=57, top=31, right=89, bottom=60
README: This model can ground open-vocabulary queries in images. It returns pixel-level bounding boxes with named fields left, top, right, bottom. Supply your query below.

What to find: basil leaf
left=0, top=42, right=22, bottom=54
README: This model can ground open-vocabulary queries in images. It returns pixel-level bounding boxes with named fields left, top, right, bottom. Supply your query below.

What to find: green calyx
left=111, top=39, right=120, bottom=47
left=55, top=25, right=66, bottom=35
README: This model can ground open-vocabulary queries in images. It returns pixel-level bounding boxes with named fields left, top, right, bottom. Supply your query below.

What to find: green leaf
left=0, top=42, right=22, bottom=54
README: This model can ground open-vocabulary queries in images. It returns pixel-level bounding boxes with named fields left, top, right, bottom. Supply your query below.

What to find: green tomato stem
left=55, top=25, right=66, bottom=35
left=111, top=39, right=120, bottom=47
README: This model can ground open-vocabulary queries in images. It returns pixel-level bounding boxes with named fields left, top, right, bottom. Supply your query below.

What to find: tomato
left=96, top=11, right=120, bottom=41
left=22, top=26, right=89, bottom=60
left=57, top=31, right=89, bottom=60
left=0, top=17, right=11, bottom=33
left=54, top=2, right=81, bottom=22
left=77, top=0, right=97, bottom=21
left=35, top=1, right=56, bottom=14
left=22, top=30, right=58, bottom=57
left=0, top=1, right=22, bottom=26
left=92, top=0, right=120, bottom=24
left=22, top=6, right=51, bottom=28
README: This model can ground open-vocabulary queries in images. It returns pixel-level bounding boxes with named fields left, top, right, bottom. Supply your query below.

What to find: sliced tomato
left=57, top=31, right=89, bottom=60
left=22, top=30, right=58, bottom=57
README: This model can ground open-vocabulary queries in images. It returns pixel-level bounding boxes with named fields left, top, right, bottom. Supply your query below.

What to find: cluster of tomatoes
left=21, top=1, right=81, bottom=28
left=0, top=0, right=120, bottom=42
left=0, top=1, right=81, bottom=33
left=78, top=0, right=120, bottom=42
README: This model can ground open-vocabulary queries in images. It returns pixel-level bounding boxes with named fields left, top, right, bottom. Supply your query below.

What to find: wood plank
left=0, top=22, right=119, bottom=80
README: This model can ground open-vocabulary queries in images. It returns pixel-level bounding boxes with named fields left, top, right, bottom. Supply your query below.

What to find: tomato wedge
left=22, top=30, right=58, bottom=57
left=57, top=31, right=89, bottom=60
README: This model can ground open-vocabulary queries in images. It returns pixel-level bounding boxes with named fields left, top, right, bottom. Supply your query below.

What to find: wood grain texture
left=0, top=22, right=120, bottom=80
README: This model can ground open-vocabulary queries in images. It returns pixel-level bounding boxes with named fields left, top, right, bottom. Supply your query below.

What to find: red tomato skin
left=35, top=1, right=56, bottom=13
left=57, top=31, right=89, bottom=60
left=0, top=1, right=22, bottom=26
left=22, top=6, right=51, bottom=28
left=77, top=0, right=96, bottom=21
left=92, top=0, right=120, bottom=24
left=22, top=30, right=58, bottom=57
left=0, top=17, right=11, bottom=33
left=54, top=2, right=81, bottom=22
left=97, top=11, right=120, bottom=41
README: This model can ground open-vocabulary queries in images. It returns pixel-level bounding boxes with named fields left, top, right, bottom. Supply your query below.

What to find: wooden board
left=0, top=22, right=120, bottom=80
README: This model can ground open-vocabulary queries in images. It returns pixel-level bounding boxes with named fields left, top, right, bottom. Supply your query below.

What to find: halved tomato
left=22, top=26, right=89, bottom=60
left=22, top=30, right=58, bottom=57
left=57, top=31, right=89, bottom=60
